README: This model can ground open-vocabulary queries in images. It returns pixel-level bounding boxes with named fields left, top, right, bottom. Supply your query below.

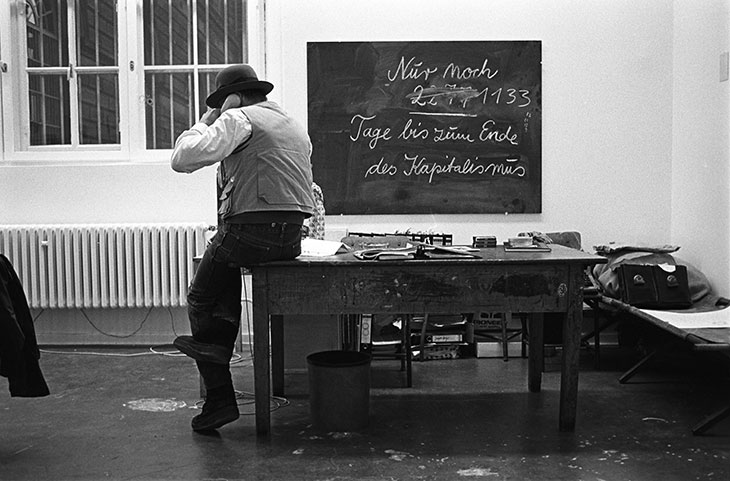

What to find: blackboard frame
left=307, top=41, right=542, bottom=215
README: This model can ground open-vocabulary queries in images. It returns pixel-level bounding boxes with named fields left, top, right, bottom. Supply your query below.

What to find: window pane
left=28, top=73, right=71, bottom=145
left=26, top=0, right=69, bottom=68
left=145, top=72, right=194, bottom=149
left=79, top=74, right=120, bottom=144
left=197, top=0, right=248, bottom=65
left=77, top=0, right=117, bottom=67
left=143, top=0, right=192, bottom=66
left=142, top=0, right=252, bottom=150
left=198, top=71, right=216, bottom=113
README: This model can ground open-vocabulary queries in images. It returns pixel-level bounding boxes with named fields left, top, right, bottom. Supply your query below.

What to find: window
left=25, top=0, right=119, bottom=147
left=0, top=0, right=261, bottom=161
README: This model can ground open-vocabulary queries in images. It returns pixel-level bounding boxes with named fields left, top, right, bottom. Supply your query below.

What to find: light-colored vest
left=217, top=101, right=315, bottom=219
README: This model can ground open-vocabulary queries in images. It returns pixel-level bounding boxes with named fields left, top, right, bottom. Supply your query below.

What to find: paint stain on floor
left=124, top=398, right=187, bottom=412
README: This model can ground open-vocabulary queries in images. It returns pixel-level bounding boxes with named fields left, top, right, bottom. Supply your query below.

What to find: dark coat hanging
left=0, top=254, right=50, bottom=397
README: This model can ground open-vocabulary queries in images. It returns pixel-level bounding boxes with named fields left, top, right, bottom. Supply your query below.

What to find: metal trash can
left=306, top=350, right=371, bottom=431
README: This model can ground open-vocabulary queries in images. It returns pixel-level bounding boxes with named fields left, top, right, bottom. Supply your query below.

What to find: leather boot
left=174, top=335, right=232, bottom=365
left=192, top=383, right=239, bottom=432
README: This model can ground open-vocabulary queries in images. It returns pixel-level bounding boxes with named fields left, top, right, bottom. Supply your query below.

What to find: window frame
left=0, top=0, right=264, bottom=164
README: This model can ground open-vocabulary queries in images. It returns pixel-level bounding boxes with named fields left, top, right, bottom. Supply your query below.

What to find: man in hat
left=170, top=64, right=315, bottom=432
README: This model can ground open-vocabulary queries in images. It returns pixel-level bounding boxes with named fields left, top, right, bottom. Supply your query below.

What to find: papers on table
left=353, top=246, right=417, bottom=260
left=353, top=244, right=481, bottom=261
left=299, top=238, right=350, bottom=257
left=299, top=239, right=482, bottom=260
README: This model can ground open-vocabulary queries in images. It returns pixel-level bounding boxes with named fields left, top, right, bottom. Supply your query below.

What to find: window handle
left=0, top=61, right=7, bottom=73
left=67, top=63, right=75, bottom=80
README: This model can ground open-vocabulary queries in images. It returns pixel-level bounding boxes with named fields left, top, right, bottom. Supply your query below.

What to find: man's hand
left=221, top=93, right=242, bottom=112
left=200, top=108, right=221, bottom=126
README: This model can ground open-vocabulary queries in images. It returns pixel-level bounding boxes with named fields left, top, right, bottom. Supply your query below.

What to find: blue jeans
left=187, top=222, right=302, bottom=389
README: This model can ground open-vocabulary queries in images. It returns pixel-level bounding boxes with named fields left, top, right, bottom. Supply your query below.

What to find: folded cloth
left=593, top=243, right=680, bottom=255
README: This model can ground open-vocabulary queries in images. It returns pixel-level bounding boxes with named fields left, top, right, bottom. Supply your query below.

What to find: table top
left=251, top=244, right=606, bottom=269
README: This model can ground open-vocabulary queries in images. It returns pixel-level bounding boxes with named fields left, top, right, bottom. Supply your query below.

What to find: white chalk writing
left=398, top=118, right=430, bottom=141
left=364, top=157, right=398, bottom=178
left=480, top=120, right=518, bottom=145
left=349, top=49, right=535, bottom=188
left=349, top=114, right=518, bottom=148
left=442, top=58, right=499, bottom=80
left=397, top=155, right=525, bottom=183
left=387, top=56, right=438, bottom=82
left=433, top=126, right=475, bottom=143
left=349, top=114, right=392, bottom=149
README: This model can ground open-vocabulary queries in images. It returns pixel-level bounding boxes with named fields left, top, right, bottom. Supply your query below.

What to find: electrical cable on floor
left=34, top=302, right=252, bottom=362
left=34, top=305, right=183, bottom=340
left=39, top=348, right=162, bottom=357
left=79, top=307, right=153, bottom=338
left=39, top=346, right=246, bottom=363
left=36, top=304, right=186, bottom=357
left=167, top=306, right=180, bottom=337
left=32, top=308, right=46, bottom=323
left=31, top=276, right=288, bottom=411
left=41, top=345, right=289, bottom=413
left=193, top=389, right=290, bottom=414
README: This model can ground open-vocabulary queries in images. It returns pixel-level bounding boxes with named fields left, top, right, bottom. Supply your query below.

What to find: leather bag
left=617, top=264, right=692, bottom=309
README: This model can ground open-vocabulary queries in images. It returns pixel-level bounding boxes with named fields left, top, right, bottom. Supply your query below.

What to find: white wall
left=268, top=0, right=676, bottom=252
left=671, top=0, right=730, bottom=293
left=0, top=163, right=217, bottom=225
left=1, top=0, right=728, bottom=300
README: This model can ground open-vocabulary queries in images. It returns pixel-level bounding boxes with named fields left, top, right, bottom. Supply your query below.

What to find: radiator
left=0, top=223, right=211, bottom=309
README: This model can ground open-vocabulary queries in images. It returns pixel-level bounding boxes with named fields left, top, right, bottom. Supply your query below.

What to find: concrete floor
left=1, top=344, right=729, bottom=481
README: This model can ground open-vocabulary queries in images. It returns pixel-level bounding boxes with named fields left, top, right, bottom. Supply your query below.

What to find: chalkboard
left=307, top=41, right=542, bottom=215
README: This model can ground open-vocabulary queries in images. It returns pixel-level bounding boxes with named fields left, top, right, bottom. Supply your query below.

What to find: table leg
left=271, top=315, right=285, bottom=396
left=559, top=269, right=583, bottom=432
left=404, top=314, right=413, bottom=388
left=418, top=313, right=429, bottom=362
left=253, top=285, right=271, bottom=437
left=502, top=312, right=511, bottom=361
left=692, top=405, right=730, bottom=435
left=528, top=313, right=544, bottom=392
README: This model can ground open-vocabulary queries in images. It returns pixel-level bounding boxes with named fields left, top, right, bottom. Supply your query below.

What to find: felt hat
left=205, top=64, right=274, bottom=108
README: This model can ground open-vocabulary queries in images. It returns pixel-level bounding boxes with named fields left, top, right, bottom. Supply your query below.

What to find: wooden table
left=250, top=245, right=605, bottom=436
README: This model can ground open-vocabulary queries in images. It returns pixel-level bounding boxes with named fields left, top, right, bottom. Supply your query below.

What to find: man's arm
left=170, top=108, right=252, bottom=173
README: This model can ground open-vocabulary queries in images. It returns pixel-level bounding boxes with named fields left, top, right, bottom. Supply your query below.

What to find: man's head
left=206, top=64, right=273, bottom=109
